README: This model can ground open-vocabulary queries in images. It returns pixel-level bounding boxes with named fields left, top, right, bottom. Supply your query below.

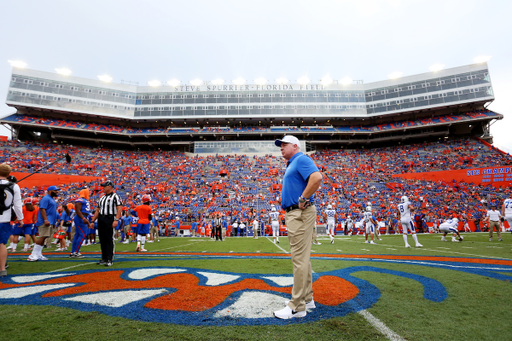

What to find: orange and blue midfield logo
left=0, top=254, right=511, bottom=325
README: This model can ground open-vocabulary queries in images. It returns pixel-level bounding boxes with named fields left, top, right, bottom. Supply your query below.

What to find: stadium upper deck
left=1, top=63, right=501, bottom=151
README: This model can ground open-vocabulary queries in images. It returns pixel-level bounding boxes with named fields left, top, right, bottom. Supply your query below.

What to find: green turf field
left=1, top=232, right=511, bottom=341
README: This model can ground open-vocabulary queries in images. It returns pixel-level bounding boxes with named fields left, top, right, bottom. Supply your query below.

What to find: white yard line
left=151, top=242, right=200, bottom=252
left=358, top=309, right=406, bottom=341
left=266, top=237, right=289, bottom=254
left=47, top=262, right=91, bottom=273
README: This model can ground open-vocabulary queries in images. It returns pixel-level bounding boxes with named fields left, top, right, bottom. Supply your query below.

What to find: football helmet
left=401, top=196, right=409, bottom=203
left=142, top=194, right=152, bottom=203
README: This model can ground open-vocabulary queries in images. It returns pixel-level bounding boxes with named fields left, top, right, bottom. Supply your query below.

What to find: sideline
left=266, top=237, right=289, bottom=254
left=358, top=309, right=406, bottom=341
left=47, top=262, right=91, bottom=273
left=339, top=237, right=512, bottom=260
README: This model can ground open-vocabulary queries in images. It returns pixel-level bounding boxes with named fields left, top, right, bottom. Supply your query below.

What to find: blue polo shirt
left=36, top=194, right=58, bottom=226
left=281, top=152, right=319, bottom=210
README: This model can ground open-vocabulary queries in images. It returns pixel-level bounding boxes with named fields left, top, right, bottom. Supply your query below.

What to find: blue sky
left=1, top=0, right=511, bottom=151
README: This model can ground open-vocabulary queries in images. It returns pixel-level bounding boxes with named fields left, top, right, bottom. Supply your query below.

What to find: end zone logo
left=0, top=266, right=448, bottom=325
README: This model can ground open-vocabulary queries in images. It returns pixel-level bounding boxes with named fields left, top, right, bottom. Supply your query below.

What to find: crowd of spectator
left=1, top=135, right=511, bottom=233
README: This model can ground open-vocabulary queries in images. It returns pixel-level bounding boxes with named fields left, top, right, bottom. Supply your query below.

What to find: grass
left=1, top=232, right=512, bottom=341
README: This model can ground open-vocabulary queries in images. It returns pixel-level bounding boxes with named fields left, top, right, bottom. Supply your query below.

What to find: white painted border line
left=358, top=309, right=406, bottom=341
left=47, top=262, right=91, bottom=273
left=266, top=237, right=289, bottom=254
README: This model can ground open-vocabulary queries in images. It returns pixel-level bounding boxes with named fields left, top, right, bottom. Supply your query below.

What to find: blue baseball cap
left=47, top=185, right=60, bottom=191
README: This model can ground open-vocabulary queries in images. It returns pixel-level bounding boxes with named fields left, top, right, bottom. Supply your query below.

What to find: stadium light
left=297, top=76, right=310, bottom=85
left=167, top=79, right=181, bottom=86
left=254, top=78, right=267, bottom=85
left=8, top=60, right=27, bottom=68
left=190, top=79, right=203, bottom=86
left=148, top=80, right=162, bottom=87
left=233, top=78, right=246, bottom=85
left=473, top=55, right=492, bottom=63
left=339, top=77, right=353, bottom=85
left=275, top=77, right=289, bottom=84
left=429, top=64, right=445, bottom=72
left=388, top=71, right=403, bottom=79
left=55, top=68, right=72, bottom=76
left=321, top=75, right=333, bottom=85
left=97, top=75, right=113, bottom=82
left=211, top=79, right=224, bottom=85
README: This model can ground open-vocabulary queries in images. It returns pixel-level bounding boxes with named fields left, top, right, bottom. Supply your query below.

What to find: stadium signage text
left=171, top=84, right=325, bottom=92
left=467, top=167, right=512, bottom=176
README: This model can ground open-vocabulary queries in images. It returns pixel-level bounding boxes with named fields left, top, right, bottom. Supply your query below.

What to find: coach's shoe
left=27, top=255, right=39, bottom=262
left=0, top=270, right=6, bottom=277
left=105, top=261, right=113, bottom=267
left=405, top=244, right=411, bottom=248
left=274, top=306, right=307, bottom=319
left=415, top=243, right=423, bottom=248
left=97, top=260, right=106, bottom=265
left=285, top=299, right=316, bottom=309
left=499, top=238, right=503, bottom=242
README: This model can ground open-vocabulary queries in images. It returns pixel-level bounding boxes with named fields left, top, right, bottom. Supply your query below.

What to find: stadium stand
left=1, top=137, right=510, bottom=234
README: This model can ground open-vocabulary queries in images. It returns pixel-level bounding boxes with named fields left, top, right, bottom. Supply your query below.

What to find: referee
left=90, top=180, right=123, bottom=266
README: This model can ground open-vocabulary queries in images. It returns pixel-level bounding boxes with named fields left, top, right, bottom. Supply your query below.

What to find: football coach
left=273, top=135, right=322, bottom=319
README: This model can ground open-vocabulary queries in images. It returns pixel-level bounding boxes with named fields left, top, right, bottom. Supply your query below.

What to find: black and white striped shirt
left=98, top=192, right=123, bottom=216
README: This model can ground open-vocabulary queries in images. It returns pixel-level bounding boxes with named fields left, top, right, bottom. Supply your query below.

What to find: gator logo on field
left=0, top=266, right=446, bottom=325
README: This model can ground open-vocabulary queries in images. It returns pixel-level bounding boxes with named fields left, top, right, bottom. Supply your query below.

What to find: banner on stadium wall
left=0, top=136, right=7, bottom=142
left=11, top=172, right=101, bottom=189
left=392, top=165, right=512, bottom=186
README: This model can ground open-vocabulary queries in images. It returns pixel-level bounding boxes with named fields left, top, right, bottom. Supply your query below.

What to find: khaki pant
left=150, top=226, right=158, bottom=239
left=285, top=205, right=316, bottom=312
left=489, top=221, right=501, bottom=239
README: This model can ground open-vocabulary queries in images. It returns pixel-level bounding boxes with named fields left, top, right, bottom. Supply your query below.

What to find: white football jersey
left=363, top=211, right=373, bottom=223
left=269, top=212, right=280, bottom=221
left=398, top=202, right=412, bottom=220
left=346, top=217, right=353, bottom=225
left=443, top=218, right=459, bottom=228
left=325, top=209, right=336, bottom=222
left=504, top=198, right=512, bottom=216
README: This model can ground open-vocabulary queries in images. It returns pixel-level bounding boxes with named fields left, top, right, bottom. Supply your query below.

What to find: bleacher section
left=1, top=137, right=511, bottom=233
left=1, top=109, right=500, bottom=136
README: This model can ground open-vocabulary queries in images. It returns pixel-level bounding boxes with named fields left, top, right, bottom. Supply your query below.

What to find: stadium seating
left=1, top=131, right=511, bottom=232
